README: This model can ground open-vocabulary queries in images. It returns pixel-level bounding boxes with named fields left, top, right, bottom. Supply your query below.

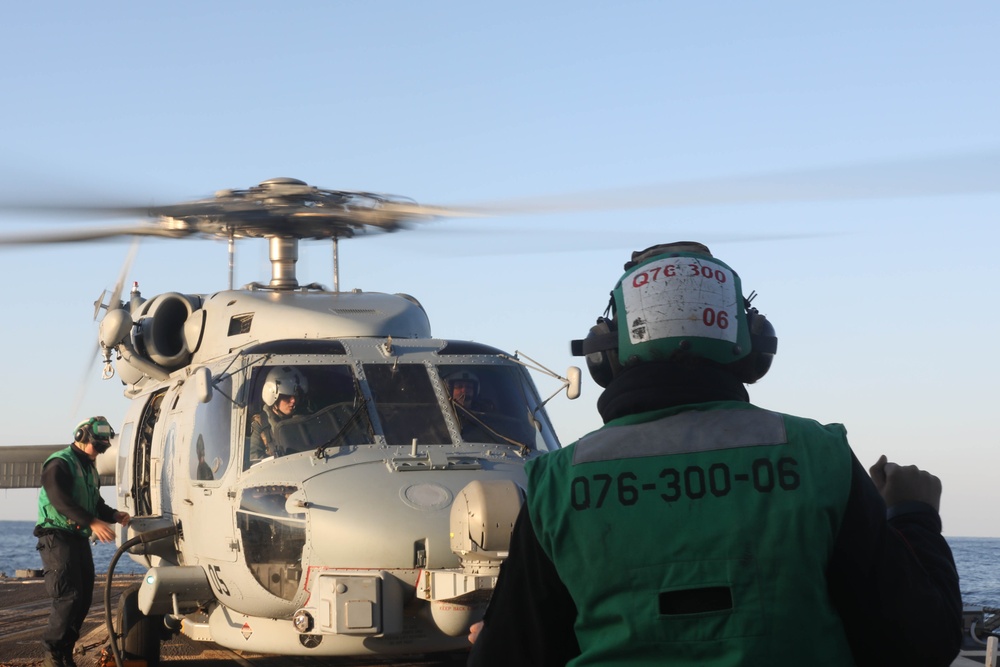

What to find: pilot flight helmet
left=445, top=370, right=480, bottom=398
left=74, top=416, right=115, bottom=453
left=571, top=242, right=777, bottom=387
left=262, top=366, right=309, bottom=407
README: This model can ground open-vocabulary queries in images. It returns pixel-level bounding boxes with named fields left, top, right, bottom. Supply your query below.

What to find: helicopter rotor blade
left=67, top=343, right=101, bottom=422
left=0, top=203, right=154, bottom=219
left=0, top=224, right=188, bottom=245
left=77, top=240, right=141, bottom=415
left=444, top=151, right=1000, bottom=217
left=107, top=238, right=141, bottom=314
left=0, top=150, right=997, bottom=248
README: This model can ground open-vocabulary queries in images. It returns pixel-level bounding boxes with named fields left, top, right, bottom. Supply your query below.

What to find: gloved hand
left=869, top=454, right=942, bottom=513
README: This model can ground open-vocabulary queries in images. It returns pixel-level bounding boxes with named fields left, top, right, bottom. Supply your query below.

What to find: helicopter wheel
left=117, top=583, right=162, bottom=667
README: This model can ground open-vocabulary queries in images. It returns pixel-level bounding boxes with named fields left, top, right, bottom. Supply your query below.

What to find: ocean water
left=950, top=537, right=1000, bottom=608
left=1, top=520, right=997, bottom=608
left=0, top=520, right=145, bottom=577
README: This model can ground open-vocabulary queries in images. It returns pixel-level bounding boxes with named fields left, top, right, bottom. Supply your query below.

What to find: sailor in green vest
left=468, top=242, right=961, bottom=666
left=34, top=416, right=131, bottom=667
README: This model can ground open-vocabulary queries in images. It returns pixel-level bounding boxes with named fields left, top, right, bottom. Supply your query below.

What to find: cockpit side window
left=189, top=374, right=232, bottom=482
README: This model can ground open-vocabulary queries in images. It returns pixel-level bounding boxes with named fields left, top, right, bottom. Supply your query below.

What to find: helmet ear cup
left=740, top=308, right=778, bottom=383
left=583, top=317, right=621, bottom=389
left=74, top=416, right=114, bottom=447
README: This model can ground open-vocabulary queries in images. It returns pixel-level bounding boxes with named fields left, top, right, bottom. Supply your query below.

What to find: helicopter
left=0, top=177, right=584, bottom=664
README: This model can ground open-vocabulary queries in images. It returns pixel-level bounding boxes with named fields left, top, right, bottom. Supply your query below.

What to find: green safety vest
left=36, top=446, right=101, bottom=538
left=527, top=401, right=856, bottom=666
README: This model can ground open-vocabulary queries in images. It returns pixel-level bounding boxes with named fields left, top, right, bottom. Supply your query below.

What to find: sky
left=0, top=2, right=997, bottom=537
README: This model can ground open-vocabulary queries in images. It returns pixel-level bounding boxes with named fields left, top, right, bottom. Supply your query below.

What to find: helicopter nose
left=298, top=469, right=457, bottom=570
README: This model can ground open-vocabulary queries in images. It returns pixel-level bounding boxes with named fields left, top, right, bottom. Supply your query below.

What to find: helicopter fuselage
left=109, top=287, right=561, bottom=656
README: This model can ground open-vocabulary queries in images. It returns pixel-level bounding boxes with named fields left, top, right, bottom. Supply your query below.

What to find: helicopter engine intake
left=135, top=292, right=203, bottom=370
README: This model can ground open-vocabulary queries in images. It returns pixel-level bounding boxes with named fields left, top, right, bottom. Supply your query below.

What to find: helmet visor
left=91, top=421, right=114, bottom=439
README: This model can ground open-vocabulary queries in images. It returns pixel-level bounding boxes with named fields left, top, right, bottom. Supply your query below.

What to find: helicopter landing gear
left=117, top=583, right=162, bottom=667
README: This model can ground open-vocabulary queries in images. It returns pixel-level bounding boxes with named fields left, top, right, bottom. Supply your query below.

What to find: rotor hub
left=148, top=178, right=418, bottom=242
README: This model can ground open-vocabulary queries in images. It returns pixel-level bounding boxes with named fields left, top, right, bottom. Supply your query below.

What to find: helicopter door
left=131, top=390, right=166, bottom=517
left=181, top=373, right=239, bottom=563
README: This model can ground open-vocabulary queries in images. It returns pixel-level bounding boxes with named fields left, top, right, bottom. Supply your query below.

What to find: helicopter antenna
left=228, top=231, right=235, bottom=290
left=333, top=236, right=340, bottom=292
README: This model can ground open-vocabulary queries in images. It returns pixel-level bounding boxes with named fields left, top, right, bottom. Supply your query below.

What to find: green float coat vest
left=526, top=401, right=856, bottom=666
left=37, top=446, right=101, bottom=538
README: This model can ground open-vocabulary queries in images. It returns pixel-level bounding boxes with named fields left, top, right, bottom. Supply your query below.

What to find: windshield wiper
left=451, top=400, right=530, bottom=455
left=315, top=399, right=372, bottom=458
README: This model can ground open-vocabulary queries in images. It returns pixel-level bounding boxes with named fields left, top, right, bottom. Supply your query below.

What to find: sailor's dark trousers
left=36, top=530, right=95, bottom=655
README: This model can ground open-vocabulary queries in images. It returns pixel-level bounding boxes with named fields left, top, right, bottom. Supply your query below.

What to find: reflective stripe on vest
left=573, top=408, right=787, bottom=463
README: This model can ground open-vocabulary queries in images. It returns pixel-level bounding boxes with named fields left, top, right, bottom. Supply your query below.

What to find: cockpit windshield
left=245, top=364, right=373, bottom=467
left=244, top=358, right=559, bottom=467
left=361, top=362, right=559, bottom=451
left=437, top=364, right=558, bottom=451
left=363, top=364, right=451, bottom=447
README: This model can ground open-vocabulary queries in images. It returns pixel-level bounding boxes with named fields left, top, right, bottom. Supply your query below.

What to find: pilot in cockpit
left=445, top=370, right=498, bottom=441
left=446, top=370, right=488, bottom=411
left=249, top=366, right=309, bottom=460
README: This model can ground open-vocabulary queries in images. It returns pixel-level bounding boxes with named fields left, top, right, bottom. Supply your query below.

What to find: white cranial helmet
left=262, top=366, right=308, bottom=407
left=446, top=370, right=479, bottom=395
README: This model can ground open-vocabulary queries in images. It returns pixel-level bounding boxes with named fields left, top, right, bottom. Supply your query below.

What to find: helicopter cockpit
left=239, top=342, right=560, bottom=470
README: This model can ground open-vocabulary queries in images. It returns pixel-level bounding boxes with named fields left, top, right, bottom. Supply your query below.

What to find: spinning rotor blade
left=0, top=178, right=451, bottom=245
left=107, top=238, right=141, bottom=312
left=0, top=224, right=185, bottom=245
left=75, top=239, right=142, bottom=417
left=455, top=151, right=1000, bottom=217
left=0, top=151, right=997, bottom=248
